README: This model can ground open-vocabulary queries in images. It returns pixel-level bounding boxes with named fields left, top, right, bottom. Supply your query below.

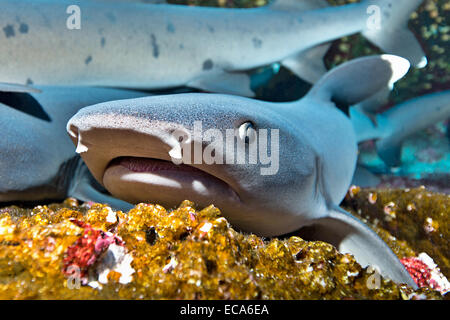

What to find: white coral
left=96, top=243, right=135, bottom=285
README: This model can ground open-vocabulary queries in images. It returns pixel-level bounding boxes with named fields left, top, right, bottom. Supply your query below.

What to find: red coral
left=62, top=219, right=123, bottom=284
left=401, top=257, right=437, bottom=289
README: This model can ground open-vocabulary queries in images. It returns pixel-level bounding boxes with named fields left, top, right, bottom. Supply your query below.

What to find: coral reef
left=343, top=187, right=449, bottom=286
left=401, top=253, right=449, bottom=293
left=0, top=196, right=446, bottom=300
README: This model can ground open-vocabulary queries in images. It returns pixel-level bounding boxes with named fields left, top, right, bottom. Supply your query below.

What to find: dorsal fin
left=307, top=55, right=410, bottom=108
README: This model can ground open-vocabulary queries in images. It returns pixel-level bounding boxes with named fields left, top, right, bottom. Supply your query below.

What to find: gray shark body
left=351, top=90, right=450, bottom=167
left=1, top=0, right=425, bottom=95
left=0, top=85, right=148, bottom=204
left=67, top=55, right=416, bottom=287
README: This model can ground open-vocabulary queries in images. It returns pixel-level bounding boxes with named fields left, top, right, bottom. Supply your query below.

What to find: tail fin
left=303, top=205, right=417, bottom=288
left=307, top=54, right=410, bottom=113
left=363, top=0, right=427, bottom=68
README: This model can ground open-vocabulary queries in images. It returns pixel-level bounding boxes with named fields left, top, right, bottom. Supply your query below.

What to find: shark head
left=66, top=56, right=419, bottom=288
left=67, top=93, right=325, bottom=236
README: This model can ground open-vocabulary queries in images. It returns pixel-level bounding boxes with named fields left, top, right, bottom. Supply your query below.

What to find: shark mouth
left=111, top=157, right=203, bottom=174
left=103, top=156, right=241, bottom=208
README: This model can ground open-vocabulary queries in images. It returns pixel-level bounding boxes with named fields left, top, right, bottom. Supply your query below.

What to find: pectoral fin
left=300, top=205, right=417, bottom=288
left=281, top=44, right=330, bottom=84
left=68, top=160, right=134, bottom=211
left=0, top=82, right=41, bottom=93
left=188, top=72, right=254, bottom=97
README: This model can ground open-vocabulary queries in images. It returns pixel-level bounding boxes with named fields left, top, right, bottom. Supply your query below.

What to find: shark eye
left=238, top=121, right=256, bottom=144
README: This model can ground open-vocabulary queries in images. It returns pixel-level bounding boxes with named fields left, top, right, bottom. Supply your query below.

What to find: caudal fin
left=363, top=0, right=427, bottom=68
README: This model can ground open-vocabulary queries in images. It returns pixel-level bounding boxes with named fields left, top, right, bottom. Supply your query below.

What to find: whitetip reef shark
left=351, top=90, right=450, bottom=167
left=0, top=84, right=149, bottom=205
left=66, top=54, right=421, bottom=287
left=0, top=0, right=426, bottom=95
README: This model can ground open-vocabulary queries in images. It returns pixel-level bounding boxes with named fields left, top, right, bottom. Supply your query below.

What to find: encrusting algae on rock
left=343, top=187, right=450, bottom=295
left=0, top=195, right=446, bottom=300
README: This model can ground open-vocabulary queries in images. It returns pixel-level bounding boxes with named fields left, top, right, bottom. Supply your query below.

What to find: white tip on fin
left=417, top=56, right=428, bottom=69
left=362, top=0, right=427, bottom=68
left=364, top=28, right=427, bottom=68
left=308, top=55, right=410, bottom=107
left=0, top=82, right=41, bottom=93
left=380, top=54, right=410, bottom=88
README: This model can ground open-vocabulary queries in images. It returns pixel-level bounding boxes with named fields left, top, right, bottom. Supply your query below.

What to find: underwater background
left=0, top=0, right=448, bottom=299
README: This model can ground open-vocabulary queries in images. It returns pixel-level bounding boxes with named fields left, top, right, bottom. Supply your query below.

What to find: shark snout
left=66, top=106, right=243, bottom=211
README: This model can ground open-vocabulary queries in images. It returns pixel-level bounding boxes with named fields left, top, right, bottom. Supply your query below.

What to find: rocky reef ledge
left=0, top=188, right=448, bottom=299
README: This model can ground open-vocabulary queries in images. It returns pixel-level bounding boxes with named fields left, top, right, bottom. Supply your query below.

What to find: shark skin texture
left=0, top=85, right=149, bottom=204
left=67, top=55, right=417, bottom=288
left=0, top=0, right=426, bottom=96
